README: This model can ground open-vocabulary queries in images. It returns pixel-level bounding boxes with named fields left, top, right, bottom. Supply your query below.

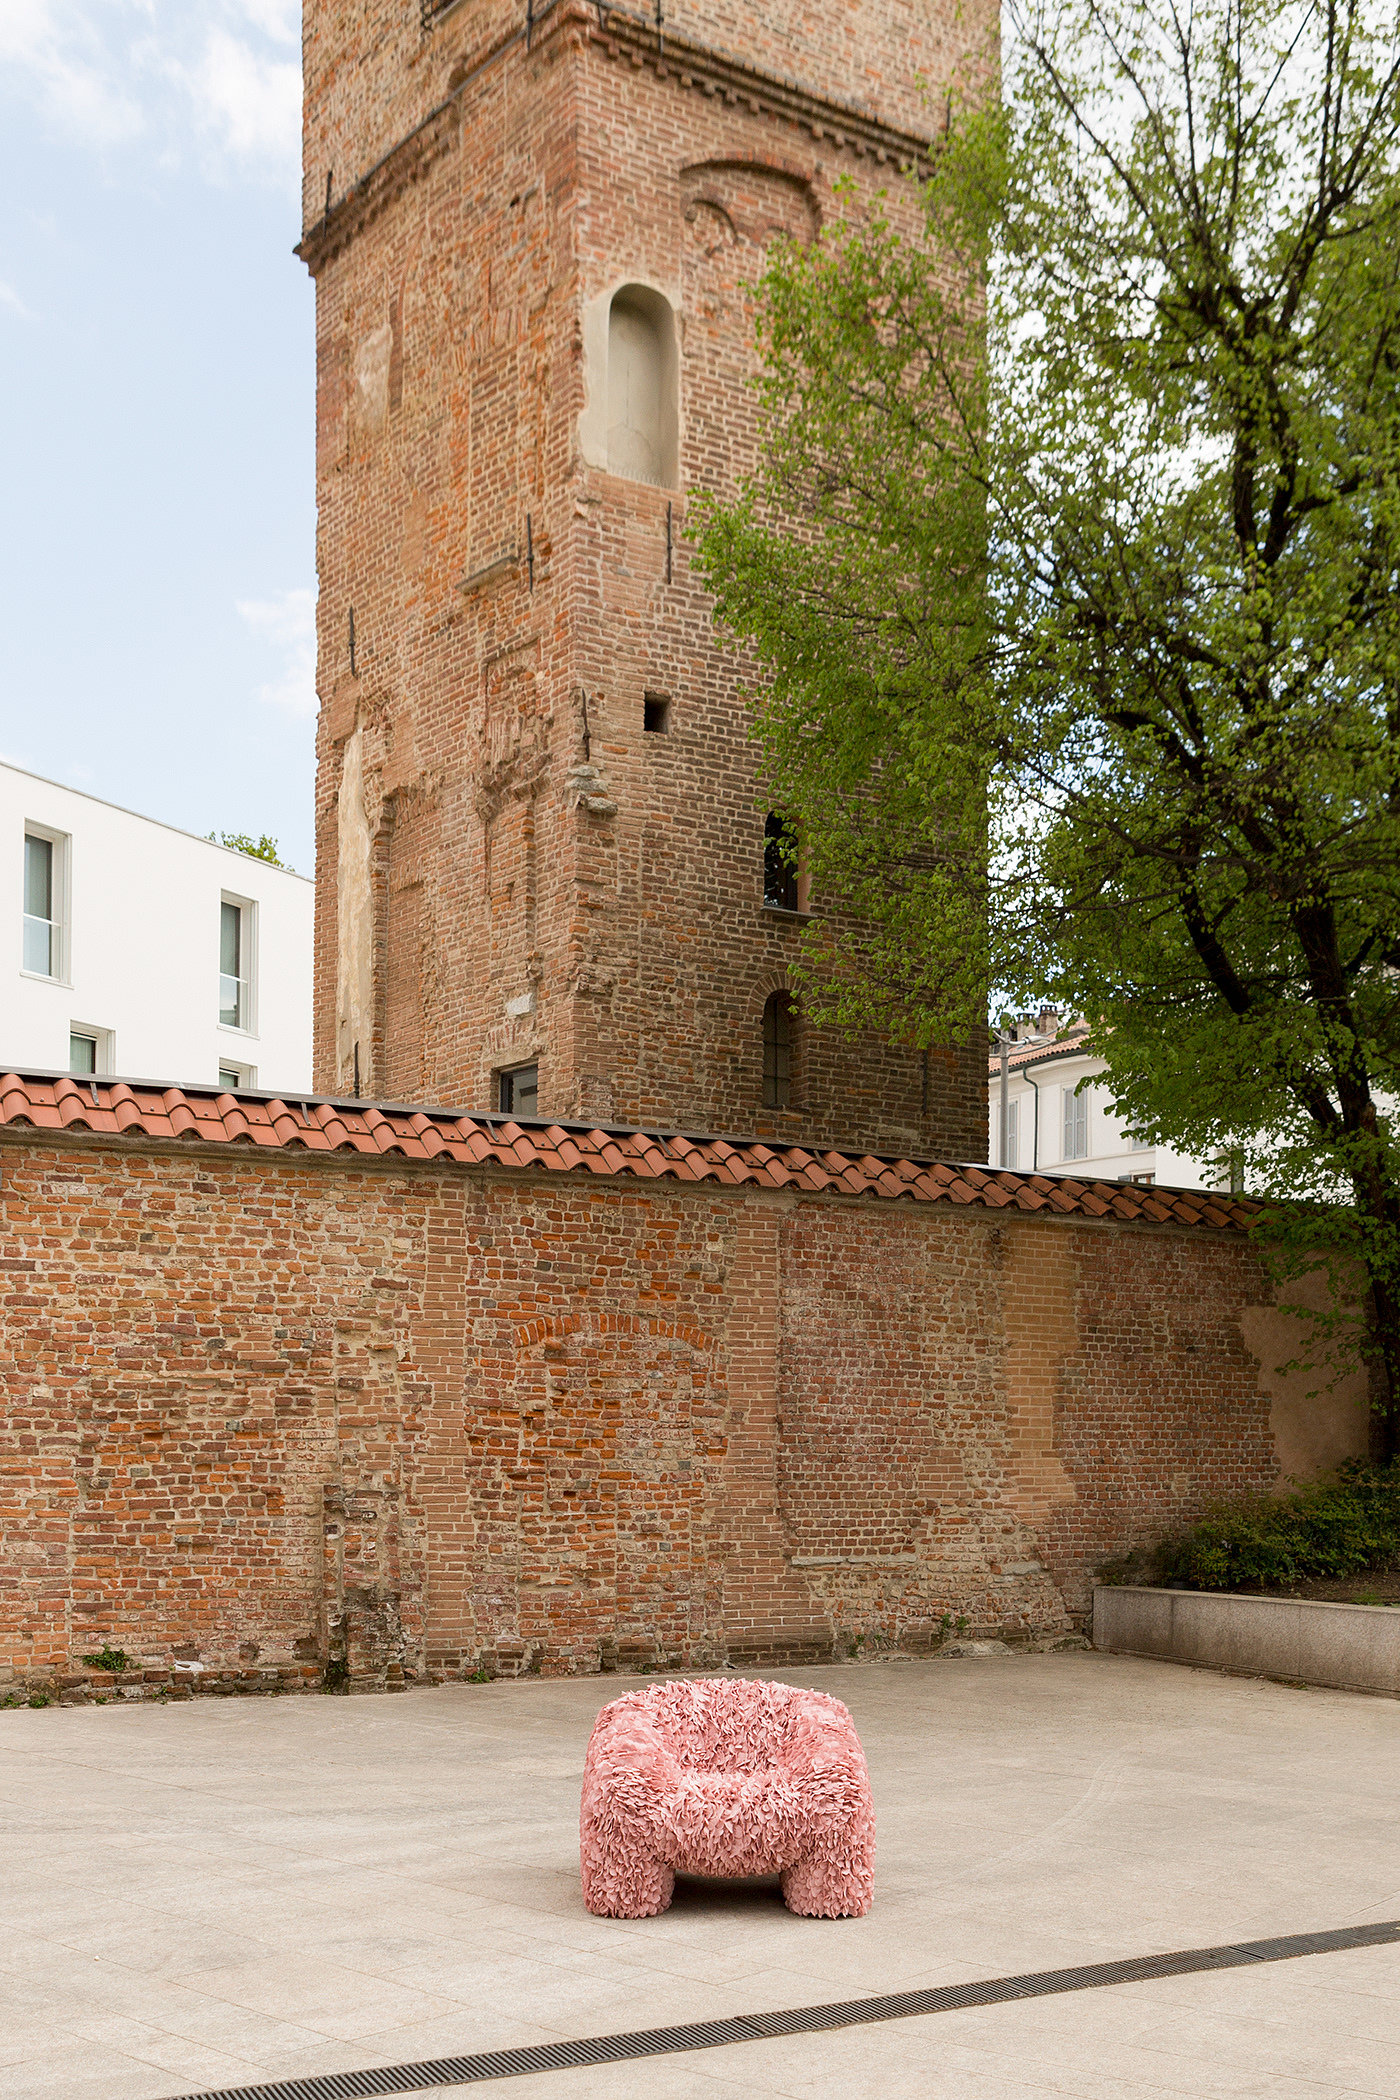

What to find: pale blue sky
left=0, top=2, right=317, bottom=871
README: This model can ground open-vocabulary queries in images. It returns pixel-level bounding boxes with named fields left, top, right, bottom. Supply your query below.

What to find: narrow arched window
left=607, top=286, right=678, bottom=486
left=763, top=812, right=799, bottom=911
left=762, top=991, right=793, bottom=1109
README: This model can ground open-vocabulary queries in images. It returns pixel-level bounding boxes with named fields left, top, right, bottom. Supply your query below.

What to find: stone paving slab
left=1, top=1653, right=1397, bottom=2098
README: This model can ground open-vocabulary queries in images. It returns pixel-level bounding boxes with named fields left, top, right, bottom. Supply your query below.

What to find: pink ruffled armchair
left=580, top=1677, right=875, bottom=1919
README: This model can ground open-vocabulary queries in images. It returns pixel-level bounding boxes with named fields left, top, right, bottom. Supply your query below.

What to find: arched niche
left=606, top=285, right=678, bottom=486
left=578, top=281, right=680, bottom=488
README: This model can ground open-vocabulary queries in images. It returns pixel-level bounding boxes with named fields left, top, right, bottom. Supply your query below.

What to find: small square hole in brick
left=644, top=694, right=671, bottom=734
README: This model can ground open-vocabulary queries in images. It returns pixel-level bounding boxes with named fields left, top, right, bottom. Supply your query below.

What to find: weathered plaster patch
left=336, top=724, right=374, bottom=1091
left=1240, top=1272, right=1372, bottom=1483
left=354, top=322, right=393, bottom=432
left=1000, top=1224, right=1079, bottom=1522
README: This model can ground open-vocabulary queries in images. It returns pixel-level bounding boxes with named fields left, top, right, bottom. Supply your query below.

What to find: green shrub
left=1101, top=1460, right=1400, bottom=1592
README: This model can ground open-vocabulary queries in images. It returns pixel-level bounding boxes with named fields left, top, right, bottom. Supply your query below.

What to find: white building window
left=23, top=827, right=66, bottom=979
left=219, top=896, right=255, bottom=1032
left=1062, top=1085, right=1089, bottom=1161
left=218, top=1061, right=256, bottom=1090
left=69, top=1025, right=112, bottom=1076
left=1001, top=1095, right=1019, bottom=1169
left=606, top=286, right=678, bottom=486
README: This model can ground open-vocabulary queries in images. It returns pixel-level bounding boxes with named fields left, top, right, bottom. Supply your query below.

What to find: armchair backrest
left=593, top=1677, right=857, bottom=1774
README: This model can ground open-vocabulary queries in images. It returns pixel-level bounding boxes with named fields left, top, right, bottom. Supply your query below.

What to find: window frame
left=1062, top=1083, right=1089, bottom=1161
left=218, top=1061, right=257, bottom=1091
left=497, top=1062, right=539, bottom=1118
left=763, top=813, right=801, bottom=914
left=762, top=990, right=794, bottom=1110
left=218, top=892, right=257, bottom=1036
left=68, top=1025, right=112, bottom=1077
left=21, top=822, right=70, bottom=984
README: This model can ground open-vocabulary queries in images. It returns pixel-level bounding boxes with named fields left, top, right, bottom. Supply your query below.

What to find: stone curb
left=1093, top=1585, right=1400, bottom=1698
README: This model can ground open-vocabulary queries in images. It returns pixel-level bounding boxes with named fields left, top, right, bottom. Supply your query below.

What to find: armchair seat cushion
left=580, top=1677, right=875, bottom=1918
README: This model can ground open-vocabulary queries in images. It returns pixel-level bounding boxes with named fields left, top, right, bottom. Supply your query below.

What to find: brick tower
left=300, top=0, right=990, bottom=1154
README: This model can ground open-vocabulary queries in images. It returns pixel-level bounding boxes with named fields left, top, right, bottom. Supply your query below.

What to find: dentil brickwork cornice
left=296, top=0, right=936, bottom=276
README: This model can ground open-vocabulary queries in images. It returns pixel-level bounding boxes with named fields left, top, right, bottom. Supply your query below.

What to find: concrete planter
left=1093, top=1584, right=1400, bottom=1698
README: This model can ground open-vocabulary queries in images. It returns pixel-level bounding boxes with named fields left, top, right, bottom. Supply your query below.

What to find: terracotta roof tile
left=988, top=1026, right=1094, bottom=1073
left=0, top=1070, right=1259, bottom=1233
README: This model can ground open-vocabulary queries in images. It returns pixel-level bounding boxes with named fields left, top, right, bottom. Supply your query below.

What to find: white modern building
left=3, top=762, right=313, bottom=1091
left=988, top=1015, right=1231, bottom=1192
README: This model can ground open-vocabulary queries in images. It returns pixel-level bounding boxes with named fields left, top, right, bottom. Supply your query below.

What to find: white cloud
left=0, top=279, right=36, bottom=320
left=0, top=2, right=302, bottom=188
left=238, top=587, right=317, bottom=717
left=174, top=24, right=301, bottom=178
left=0, top=0, right=144, bottom=146
left=234, top=0, right=300, bottom=44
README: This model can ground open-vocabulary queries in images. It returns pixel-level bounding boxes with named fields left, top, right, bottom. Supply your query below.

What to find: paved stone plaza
left=1, top=1653, right=1397, bottom=2099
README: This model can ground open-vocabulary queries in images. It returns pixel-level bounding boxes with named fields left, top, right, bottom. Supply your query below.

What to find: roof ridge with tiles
left=0, top=1070, right=1256, bottom=1231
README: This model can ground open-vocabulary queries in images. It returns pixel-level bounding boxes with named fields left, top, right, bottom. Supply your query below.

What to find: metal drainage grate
left=167, top=1918, right=1400, bottom=2100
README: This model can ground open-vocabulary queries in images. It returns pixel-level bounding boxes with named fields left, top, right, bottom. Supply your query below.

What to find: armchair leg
left=581, top=1825, right=676, bottom=1918
left=781, top=1842, right=875, bottom=1918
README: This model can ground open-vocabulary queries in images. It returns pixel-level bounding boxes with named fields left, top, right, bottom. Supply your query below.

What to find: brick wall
left=1, top=1131, right=1370, bottom=1691
left=302, top=0, right=990, bottom=1157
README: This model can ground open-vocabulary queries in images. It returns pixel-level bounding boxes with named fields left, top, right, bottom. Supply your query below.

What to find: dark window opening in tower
left=763, top=812, right=799, bottom=911
left=643, top=693, right=671, bottom=733
left=762, top=992, right=794, bottom=1109
left=607, top=286, right=679, bottom=486
left=498, top=1063, right=539, bottom=1117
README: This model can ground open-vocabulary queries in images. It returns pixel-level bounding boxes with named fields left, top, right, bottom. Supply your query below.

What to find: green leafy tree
left=692, top=0, right=1400, bottom=1440
left=208, top=831, right=286, bottom=867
